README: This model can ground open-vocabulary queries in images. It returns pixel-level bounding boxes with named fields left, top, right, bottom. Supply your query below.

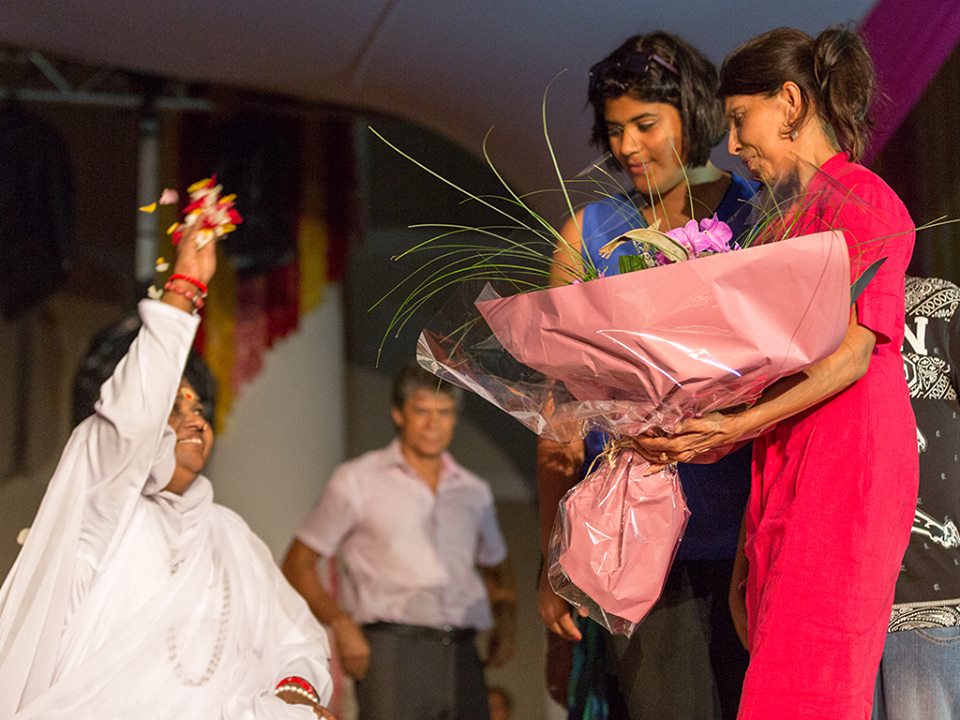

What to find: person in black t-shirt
left=874, top=276, right=960, bottom=719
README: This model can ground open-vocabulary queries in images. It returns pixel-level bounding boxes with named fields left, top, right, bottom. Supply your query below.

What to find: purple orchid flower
left=698, top=214, right=734, bottom=253
left=664, top=214, right=735, bottom=258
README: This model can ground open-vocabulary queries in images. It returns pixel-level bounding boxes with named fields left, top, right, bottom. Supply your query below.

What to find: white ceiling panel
left=0, top=0, right=877, bottom=195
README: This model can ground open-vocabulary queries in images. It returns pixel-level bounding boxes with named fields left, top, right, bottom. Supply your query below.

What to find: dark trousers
left=608, top=559, right=748, bottom=720
left=357, top=623, right=489, bottom=720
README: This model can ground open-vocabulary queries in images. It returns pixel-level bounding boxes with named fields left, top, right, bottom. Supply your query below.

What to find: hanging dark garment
left=208, top=115, right=300, bottom=277
left=0, top=104, right=73, bottom=319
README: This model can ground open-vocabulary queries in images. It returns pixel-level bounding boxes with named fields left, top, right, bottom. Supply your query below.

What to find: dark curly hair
left=718, top=26, right=875, bottom=161
left=588, top=32, right=725, bottom=167
left=72, top=314, right=217, bottom=429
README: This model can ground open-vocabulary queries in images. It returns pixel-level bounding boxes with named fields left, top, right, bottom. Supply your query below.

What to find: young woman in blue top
left=537, top=32, right=755, bottom=720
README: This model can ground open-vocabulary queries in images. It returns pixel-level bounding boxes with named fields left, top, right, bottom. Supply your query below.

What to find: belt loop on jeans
left=362, top=622, right=477, bottom=646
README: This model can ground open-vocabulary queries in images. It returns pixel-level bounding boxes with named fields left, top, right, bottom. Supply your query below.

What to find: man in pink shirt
left=283, top=364, right=516, bottom=720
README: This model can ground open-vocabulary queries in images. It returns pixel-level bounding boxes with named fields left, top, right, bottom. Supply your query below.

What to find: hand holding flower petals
left=138, top=177, right=241, bottom=251
left=167, top=176, right=243, bottom=250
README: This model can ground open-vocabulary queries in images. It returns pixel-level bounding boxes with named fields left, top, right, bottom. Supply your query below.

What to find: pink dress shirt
left=296, top=440, right=508, bottom=631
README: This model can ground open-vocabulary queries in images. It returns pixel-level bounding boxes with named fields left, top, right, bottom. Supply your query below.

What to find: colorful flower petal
left=158, top=188, right=179, bottom=205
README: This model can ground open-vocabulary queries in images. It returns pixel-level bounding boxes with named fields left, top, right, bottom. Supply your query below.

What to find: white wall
left=205, top=285, right=348, bottom=559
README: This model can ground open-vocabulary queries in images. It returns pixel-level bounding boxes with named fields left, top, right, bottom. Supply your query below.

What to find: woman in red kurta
left=636, top=27, right=917, bottom=719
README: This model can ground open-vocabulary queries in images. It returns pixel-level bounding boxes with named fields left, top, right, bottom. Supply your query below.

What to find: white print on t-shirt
left=912, top=508, right=960, bottom=549
left=903, top=351, right=956, bottom=401
left=902, top=312, right=953, bottom=400
left=902, top=277, right=960, bottom=400
left=904, top=316, right=929, bottom=355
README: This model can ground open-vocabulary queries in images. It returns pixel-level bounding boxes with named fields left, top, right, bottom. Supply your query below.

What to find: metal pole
left=135, top=112, right=159, bottom=284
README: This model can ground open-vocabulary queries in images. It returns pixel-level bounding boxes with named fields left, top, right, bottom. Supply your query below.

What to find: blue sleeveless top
left=580, top=173, right=757, bottom=561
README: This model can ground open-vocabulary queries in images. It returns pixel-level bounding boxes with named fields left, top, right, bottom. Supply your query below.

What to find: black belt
left=363, top=622, right=476, bottom=645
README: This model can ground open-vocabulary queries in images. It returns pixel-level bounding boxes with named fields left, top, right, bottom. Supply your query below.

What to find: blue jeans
left=873, top=626, right=960, bottom=720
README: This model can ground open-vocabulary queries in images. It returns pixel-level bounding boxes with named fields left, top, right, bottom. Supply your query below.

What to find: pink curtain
left=861, top=0, right=960, bottom=164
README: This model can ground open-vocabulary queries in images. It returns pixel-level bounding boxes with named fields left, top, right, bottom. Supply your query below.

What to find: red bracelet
left=169, top=273, right=208, bottom=297
left=274, top=676, right=319, bottom=702
left=164, top=280, right=205, bottom=311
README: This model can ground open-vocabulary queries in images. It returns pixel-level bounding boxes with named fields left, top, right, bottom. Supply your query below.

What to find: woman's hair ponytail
left=812, top=27, right=875, bottom=161
left=718, top=25, right=876, bottom=161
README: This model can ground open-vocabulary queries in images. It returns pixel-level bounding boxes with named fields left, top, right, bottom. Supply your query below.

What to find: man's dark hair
left=391, top=363, right=462, bottom=410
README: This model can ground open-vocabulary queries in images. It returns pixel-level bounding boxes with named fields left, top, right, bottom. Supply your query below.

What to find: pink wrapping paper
left=476, top=231, right=850, bottom=422
left=418, top=230, right=851, bottom=634
left=548, top=452, right=689, bottom=633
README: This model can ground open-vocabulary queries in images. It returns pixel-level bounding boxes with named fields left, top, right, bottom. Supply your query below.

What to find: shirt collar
left=385, top=438, right=463, bottom=486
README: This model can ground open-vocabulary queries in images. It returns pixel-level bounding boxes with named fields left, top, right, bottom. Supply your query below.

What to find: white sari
left=0, top=300, right=331, bottom=719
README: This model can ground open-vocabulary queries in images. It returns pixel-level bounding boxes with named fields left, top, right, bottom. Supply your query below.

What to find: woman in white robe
left=0, top=225, right=334, bottom=719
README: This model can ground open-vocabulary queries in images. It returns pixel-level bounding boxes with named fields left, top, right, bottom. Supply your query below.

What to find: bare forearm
left=481, top=559, right=517, bottom=666
left=634, top=317, right=877, bottom=464
left=731, top=514, right=748, bottom=591
left=291, top=571, right=344, bottom=624
left=283, top=539, right=371, bottom=679
left=492, top=595, right=516, bottom=637
left=734, top=319, right=875, bottom=438
left=536, top=437, right=585, bottom=558
left=282, top=545, right=347, bottom=625
left=482, top=559, right=517, bottom=604
left=482, top=560, right=517, bottom=633
left=728, top=513, right=750, bottom=650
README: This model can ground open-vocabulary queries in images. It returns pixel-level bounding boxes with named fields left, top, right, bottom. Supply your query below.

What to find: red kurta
left=739, top=153, right=918, bottom=720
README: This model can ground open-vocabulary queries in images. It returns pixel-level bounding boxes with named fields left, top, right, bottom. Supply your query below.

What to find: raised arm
left=0, top=214, right=218, bottom=715
left=88, top=222, right=215, bottom=484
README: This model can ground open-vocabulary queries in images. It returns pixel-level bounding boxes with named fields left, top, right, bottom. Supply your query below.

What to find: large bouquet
left=419, top=228, right=849, bottom=633
left=376, top=125, right=872, bottom=635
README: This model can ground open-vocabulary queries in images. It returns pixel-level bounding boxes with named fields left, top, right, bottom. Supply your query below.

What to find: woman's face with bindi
left=168, top=380, right=214, bottom=476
